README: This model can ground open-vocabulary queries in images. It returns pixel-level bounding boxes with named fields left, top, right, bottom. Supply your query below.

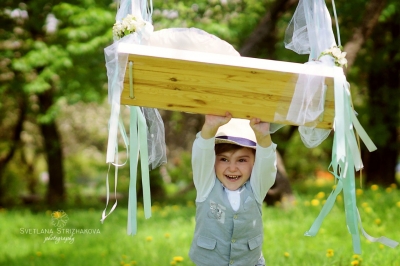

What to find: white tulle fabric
left=145, top=28, right=240, bottom=56
left=277, top=0, right=337, bottom=148
left=284, top=0, right=336, bottom=59
left=105, top=0, right=164, bottom=168
left=116, top=0, right=153, bottom=23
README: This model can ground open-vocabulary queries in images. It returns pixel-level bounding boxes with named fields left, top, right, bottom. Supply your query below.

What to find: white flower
left=122, top=20, right=130, bottom=29
left=338, top=57, right=348, bottom=66
left=112, top=14, right=150, bottom=40
left=331, top=47, right=342, bottom=58
left=338, top=51, right=347, bottom=59
left=318, top=46, right=347, bottom=68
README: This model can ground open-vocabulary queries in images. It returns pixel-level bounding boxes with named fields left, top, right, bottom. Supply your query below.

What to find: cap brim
left=215, top=136, right=256, bottom=149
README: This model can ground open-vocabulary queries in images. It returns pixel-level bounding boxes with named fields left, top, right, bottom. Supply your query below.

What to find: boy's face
left=215, top=147, right=255, bottom=191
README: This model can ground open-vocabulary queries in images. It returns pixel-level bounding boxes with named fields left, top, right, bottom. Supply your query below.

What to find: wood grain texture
left=119, top=44, right=335, bottom=129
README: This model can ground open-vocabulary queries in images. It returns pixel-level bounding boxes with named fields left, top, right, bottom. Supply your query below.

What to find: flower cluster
left=326, top=249, right=334, bottom=258
left=351, top=254, right=363, bottom=265
left=319, top=46, right=348, bottom=68
left=170, top=256, right=184, bottom=265
left=112, top=14, right=147, bottom=40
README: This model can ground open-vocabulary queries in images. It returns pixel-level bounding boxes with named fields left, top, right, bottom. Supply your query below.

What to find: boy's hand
left=250, top=118, right=272, bottom=148
left=201, top=112, right=232, bottom=139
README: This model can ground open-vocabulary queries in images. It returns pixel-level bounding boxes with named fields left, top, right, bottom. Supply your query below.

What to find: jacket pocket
left=248, top=234, right=263, bottom=250
left=197, top=235, right=217, bottom=250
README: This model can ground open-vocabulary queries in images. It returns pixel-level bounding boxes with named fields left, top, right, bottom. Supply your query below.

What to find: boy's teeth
left=227, top=175, right=239, bottom=180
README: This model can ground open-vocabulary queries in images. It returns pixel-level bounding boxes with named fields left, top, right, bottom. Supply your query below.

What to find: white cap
left=215, top=118, right=257, bottom=149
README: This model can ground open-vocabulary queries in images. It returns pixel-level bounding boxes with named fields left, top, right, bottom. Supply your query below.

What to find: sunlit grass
left=1, top=180, right=399, bottom=266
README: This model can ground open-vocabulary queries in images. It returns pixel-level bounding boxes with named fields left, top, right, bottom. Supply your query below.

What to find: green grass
left=1, top=181, right=400, bottom=266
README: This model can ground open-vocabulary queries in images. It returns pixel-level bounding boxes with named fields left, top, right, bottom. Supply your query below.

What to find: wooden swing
left=118, top=43, right=335, bottom=129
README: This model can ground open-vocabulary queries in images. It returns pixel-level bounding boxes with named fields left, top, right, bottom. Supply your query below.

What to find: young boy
left=189, top=112, right=277, bottom=266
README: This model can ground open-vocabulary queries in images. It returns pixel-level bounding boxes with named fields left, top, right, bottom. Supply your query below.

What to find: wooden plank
left=118, top=43, right=335, bottom=129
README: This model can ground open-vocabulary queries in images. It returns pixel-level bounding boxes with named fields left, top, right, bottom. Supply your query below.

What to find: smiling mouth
left=225, top=175, right=241, bottom=180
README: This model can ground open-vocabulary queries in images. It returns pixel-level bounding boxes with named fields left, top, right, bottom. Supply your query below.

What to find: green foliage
left=282, top=130, right=333, bottom=180
left=53, top=3, right=114, bottom=53
left=0, top=0, right=116, bottom=205
left=167, top=151, right=194, bottom=190
left=152, top=0, right=270, bottom=48
left=13, top=42, right=73, bottom=94
left=1, top=0, right=115, bottom=109
left=50, top=2, right=115, bottom=104
left=0, top=160, right=25, bottom=206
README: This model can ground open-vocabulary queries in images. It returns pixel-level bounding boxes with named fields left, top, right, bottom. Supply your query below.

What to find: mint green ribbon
left=127, top=106, right=151, bottom=236
left=305, top=67, right=398, bottom=253
left=137, top=108, right=151, bottom=220
left=128, top=106, right=138, bottom=235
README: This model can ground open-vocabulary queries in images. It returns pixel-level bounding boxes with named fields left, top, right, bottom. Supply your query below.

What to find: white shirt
left=225, top=187, right=243, bottom=211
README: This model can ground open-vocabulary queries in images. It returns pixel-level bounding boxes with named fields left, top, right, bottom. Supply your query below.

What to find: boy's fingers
left=250, top=117, right=260, bottom=127
left=224, top=112, right=232, bottom=122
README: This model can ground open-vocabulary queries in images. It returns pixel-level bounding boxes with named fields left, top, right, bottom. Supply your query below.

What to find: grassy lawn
left=0, top=180, right=399, bottom=266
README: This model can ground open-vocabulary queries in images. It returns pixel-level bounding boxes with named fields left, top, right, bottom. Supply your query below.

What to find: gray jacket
left=189, top=179, right=263, bottom=266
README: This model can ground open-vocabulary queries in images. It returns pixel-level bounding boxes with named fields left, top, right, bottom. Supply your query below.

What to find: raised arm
left=192, top=112, right=232, bottom=202
left=249, top=117, right=276, bottom=203
left=249, top=117, right=272, bottom=148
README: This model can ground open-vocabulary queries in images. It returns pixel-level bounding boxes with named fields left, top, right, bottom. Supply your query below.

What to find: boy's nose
left=228, top=163, right=237, bottom=171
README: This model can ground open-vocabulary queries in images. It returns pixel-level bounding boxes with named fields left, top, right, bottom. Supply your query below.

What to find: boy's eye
left=238, top=159, right=247, bottom=162
left=220, top=158, right=228, bottom=162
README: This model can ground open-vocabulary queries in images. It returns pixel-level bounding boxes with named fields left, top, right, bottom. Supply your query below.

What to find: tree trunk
left=343, top=0, right=387, bottom=71
left=341, top=0, right=399, bottom=186
left=38, top=87, right=65, bottom=206
left=0, top=95, right=26, bottom=205
left=364, top=11, right=400, bottom=185
left=239, top=0, right=298, bottom=58
left=365, top=74, right=399, bottom=185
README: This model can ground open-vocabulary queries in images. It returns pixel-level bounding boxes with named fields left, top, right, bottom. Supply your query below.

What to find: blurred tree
left=0, top=1, right=32, bottom=204
left=331, top=0, right=399, bottom=185
left=360, top=0, right=399, bottom=185
left=239, top=0, right=297, bottom=58
left=0, top=0, right=114, bottom=206
left=0, top=94, right=27, bottom=202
